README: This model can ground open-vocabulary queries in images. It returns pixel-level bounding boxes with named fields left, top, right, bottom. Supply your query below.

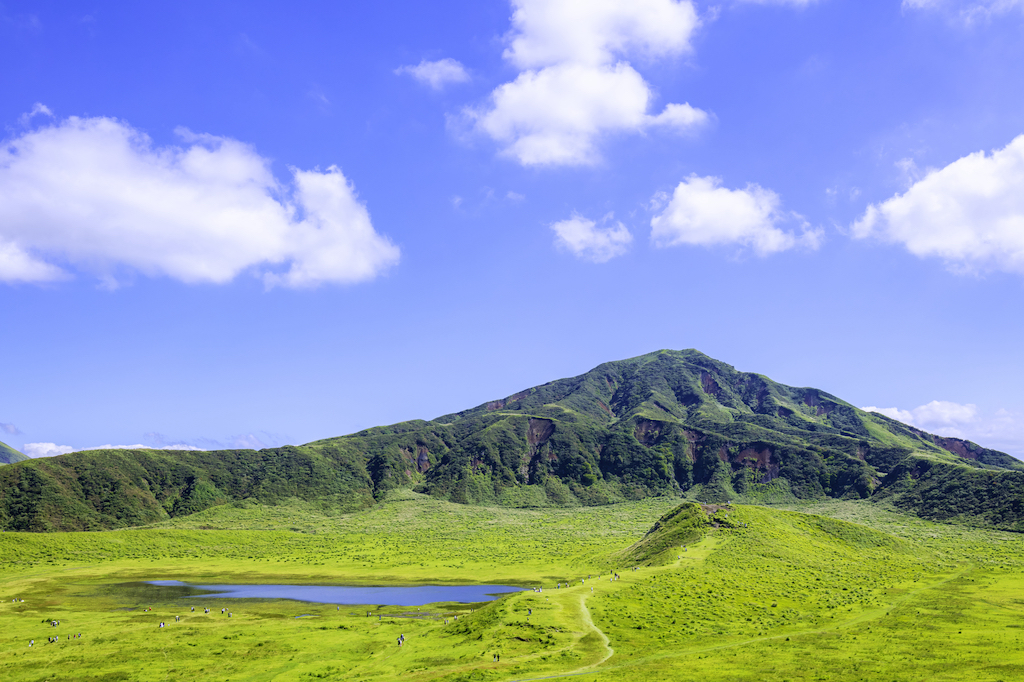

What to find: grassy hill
left=0, top=440, right=26, bottom=465
left=2, top=495, right=1023, bottom=681
left=1, top=349, right=1021, bottom=531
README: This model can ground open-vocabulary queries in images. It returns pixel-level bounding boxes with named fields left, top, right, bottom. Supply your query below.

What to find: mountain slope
left=0, top=441, right=27, bottom=465
left=0, top=349, right=1020, bottom=531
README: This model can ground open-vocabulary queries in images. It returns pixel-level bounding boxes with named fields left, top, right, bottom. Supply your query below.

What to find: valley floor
left=1, top=494, right=1023, bottom=681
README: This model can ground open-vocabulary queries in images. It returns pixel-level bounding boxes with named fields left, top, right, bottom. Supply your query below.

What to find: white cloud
left=466, top=0, right=707, bottom=166
left=81, top=443, right=204, bottom=451
left=504, top=0, right=700, bottom=69
left=395, top=58, right=470, bottom=90
left=862, top=406, right=916, bottom=423
left=650, top=174, right=821, bottom=254
left=903, top=0, right=1024, bottom=22
left=912, top=400, right=979, bottom=427
left=863, top=401, right=1023, bottom=459
left=0, top=238, right=67, bottom=283
left=551, top=213, right=632, bottom=262
left=0, top=114, right=399, bottom=288
left=23, top=442, right=74, bottom=458
left=853, top=135, right=1024, bottom=276
left=864, top=399, right=983, bottom=430
left=0, top=423, right=22, bottom=436
left=863, top=401, right=979, bottom=439
left=18, top=102, right=53, bottom=126
left=143, top=430, right=283, bottom=451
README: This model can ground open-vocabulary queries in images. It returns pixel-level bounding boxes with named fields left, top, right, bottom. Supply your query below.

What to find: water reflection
left=145, top=580, right=526, bottom=605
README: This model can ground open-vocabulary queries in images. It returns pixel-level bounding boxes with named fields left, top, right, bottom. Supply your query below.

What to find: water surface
left=145, top=580, right=526, bottom=605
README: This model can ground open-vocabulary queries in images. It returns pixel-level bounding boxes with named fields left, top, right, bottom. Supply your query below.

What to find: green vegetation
left=0, top=440, right=26, bottom=465
left=1, top=349, right=1022, bottom=532
left=2, top=496, right=1024, bottom=681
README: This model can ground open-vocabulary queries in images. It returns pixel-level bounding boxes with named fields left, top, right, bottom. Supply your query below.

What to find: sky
left=1, top=0, right=1023, bottom=459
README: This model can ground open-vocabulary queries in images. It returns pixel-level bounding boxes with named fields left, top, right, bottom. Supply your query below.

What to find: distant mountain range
left=0, top=441, right=26, bottom=465
left=1, top=349, right=1022, bottom=531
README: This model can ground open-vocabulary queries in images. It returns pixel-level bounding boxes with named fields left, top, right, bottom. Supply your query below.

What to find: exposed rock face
left=486, top=390, right=532, bottom=412
left=634, top=419, right=666, bottom=447
left=416, top=446, right=431, bottom=473
left=11, top=348, right=1023, bottom=532
left=527, top=418, right=555, bottom=448
left=700, top=371, right=722, bottom=398
left=803, top=391, right=836, bottom=416
left=733, top=447, right=780, bottom=482
left=521, top=418, right=556, bottom=483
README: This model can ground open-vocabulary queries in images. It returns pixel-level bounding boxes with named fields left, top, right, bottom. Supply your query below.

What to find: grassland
left=2, top=492, right=1024, bottom=681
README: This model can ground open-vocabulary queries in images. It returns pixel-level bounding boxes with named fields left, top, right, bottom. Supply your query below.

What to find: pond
left=144, top=580, right=528, bottom=606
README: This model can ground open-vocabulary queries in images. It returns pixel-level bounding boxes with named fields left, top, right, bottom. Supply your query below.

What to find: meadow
left=1, top=491, right=1023, bottom=681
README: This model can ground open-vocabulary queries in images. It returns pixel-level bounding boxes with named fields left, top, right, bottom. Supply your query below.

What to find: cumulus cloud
left=551, top=213, right=632, bottom=262
left=862, top=406, right=916, bottom=423
left=0, top=114, right=399, bottom=287
left=853, top=135, right=1024, bottom=276
left=863, top=400, right=979, bottom=438
left=650, top=175, right=821, bottom=254
left=863, top=401, right=1023, bottom=458
left=1, top=422, right=22, bottom=436
left=396, top=58, right=470, bottom=90
left=465, top=0, right=708, bottom=166
left=23, top=442, right=75, bottom=458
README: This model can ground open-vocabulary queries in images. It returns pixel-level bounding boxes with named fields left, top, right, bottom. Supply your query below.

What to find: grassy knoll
left=2, top=494, right=1024, bottom=681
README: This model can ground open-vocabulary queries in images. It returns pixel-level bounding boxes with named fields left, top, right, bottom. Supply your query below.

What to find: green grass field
left=2, top=492, right=1023, bottom=681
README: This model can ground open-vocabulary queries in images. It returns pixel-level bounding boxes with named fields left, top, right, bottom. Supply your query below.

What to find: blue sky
left=2, top=0, right=1023, bottom=458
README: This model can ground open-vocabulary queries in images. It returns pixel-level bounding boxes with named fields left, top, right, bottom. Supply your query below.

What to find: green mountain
left=0, top=440, right=27, bottom=465
left=1, top=349, right=1021, bottom=531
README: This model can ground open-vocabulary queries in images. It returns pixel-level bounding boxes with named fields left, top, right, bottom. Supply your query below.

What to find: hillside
left=0, top=440, right=27, bottom=465
left=1, top=349, right=1021, bottom=531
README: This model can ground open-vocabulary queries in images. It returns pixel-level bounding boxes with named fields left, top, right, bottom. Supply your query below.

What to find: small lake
left=145, top=581, right=527, bottom=606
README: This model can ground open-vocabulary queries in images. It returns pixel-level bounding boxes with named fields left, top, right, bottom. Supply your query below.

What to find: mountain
left=0, top=441, right=27, bottom=465
left=1, top=349, right=1021, bottom=531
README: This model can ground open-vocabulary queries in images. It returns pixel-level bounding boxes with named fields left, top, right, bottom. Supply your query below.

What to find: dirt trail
left=516, top=567, right=967, bottom=680
left=508, top=536, right=720, bottom=681
left=505, top=590, right=612, bottom=682
left=574, top=590, right=613, bottom=669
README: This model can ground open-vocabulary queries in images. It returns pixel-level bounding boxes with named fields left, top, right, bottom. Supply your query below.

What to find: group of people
left=28, top=603, right=239, bottom=648
left=30, top=633, right=82, bottom=647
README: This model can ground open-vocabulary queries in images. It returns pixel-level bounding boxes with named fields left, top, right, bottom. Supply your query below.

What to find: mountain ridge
left=0, top=440, right=27, bottom=465
left=1, top=349, right=1021, bottom=531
